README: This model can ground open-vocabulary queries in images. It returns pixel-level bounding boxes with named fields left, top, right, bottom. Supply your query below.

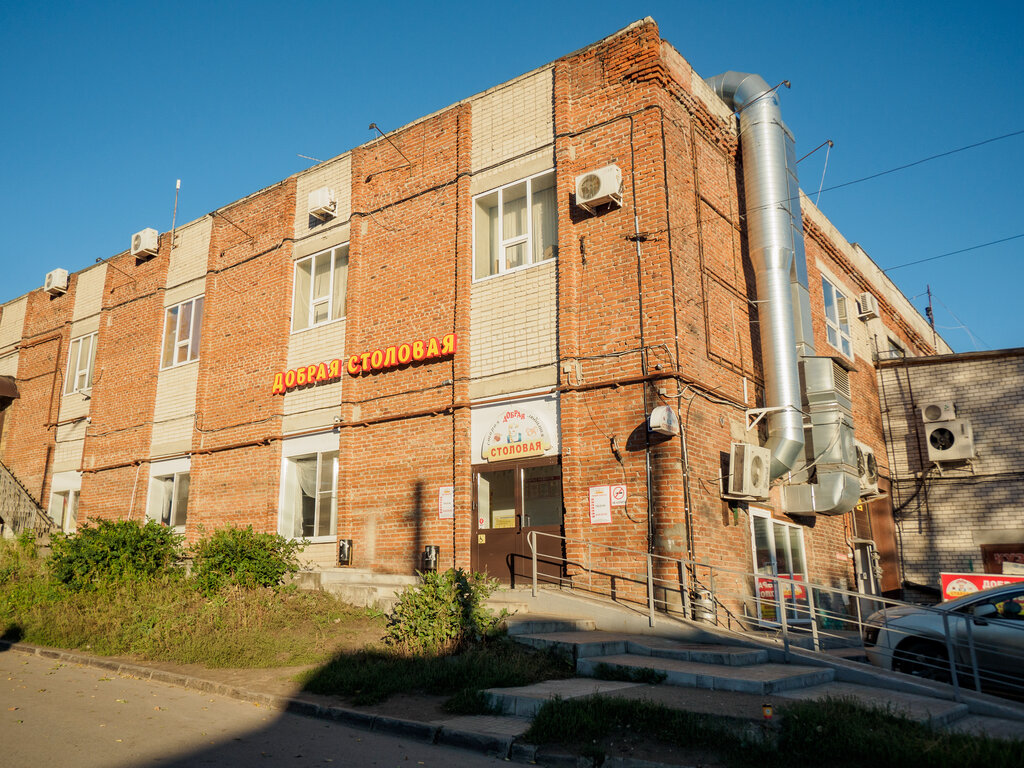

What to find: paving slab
left=776, top=681, right=968, bottom=727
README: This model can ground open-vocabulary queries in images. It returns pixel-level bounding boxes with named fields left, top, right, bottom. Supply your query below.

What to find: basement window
left=161, top=296, right=204, bottom=369
left=822, top=277, right=853, bottom=358
left=473, top=171, right=557, bottom=280
left=147, top=461, right=190, bottom=531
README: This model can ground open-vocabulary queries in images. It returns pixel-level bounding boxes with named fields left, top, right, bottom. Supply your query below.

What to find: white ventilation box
left=855, top=442, right=879, bottom=497
left=921, top=401, right=956, bottom=423
left=727, top=443, right=771, bottom=499
left=131, top=228, right=159, bottom=260
left=575, top=165, right=623, bottom=213
left=857, top=292, right=879, bottom=320
left=308, top=187, right=337, bottom=220
left=44, top=268, right=69, bottom=296
left=926, top=418, right=976, bottom=462
left=648, top=405, right=680, bottom=436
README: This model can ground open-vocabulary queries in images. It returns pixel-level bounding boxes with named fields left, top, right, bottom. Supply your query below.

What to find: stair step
left=776, top=681, right=969, bottom=727
left=943, top=714, right=1024, bottom=740
left=511, top=630, right=768, bottom=667
left=485, top=678, right=645, bottom=717
left=505, top=617, right=597, bottom=637
left=578, top=654, right=834, bottom=695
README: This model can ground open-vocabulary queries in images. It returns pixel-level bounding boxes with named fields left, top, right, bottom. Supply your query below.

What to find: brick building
left=0, top=19, right=948, bottom=619
left=877, top=349, right=1024, bottom=600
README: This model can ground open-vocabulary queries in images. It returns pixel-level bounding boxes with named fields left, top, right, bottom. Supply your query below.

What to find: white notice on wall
left=610, top=484, right=627, bottom=507
left=589, top=485, right=612, bottom=525
left=438, top=486, right=454, bottom=520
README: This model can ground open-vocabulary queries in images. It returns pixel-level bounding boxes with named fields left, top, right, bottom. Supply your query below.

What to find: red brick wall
left=2, top=281, right=78, bottom=504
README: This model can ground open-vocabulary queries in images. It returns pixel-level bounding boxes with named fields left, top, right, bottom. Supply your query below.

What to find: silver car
left=863, top=582, right=1024, bottom=694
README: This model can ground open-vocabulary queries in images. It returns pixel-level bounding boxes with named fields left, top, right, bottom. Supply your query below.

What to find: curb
left=3, top=640, right=691, bottom=766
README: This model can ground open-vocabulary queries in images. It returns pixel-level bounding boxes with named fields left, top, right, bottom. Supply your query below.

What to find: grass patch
left=299, top=637, right=573, bottom=705
left=1, top=538, right=381, bottom=668
left=525, top=695, right=1024, bottom=768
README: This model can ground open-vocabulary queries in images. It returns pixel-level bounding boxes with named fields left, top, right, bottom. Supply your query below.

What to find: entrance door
left=473, top=458, right=563, bottom=586
left=751, top=510, right=810, bottom=625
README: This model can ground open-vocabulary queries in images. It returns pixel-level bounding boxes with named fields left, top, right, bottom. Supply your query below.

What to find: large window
left=48, top=490, right=79, bottom=532
left=292, top=245, right=348, bottom=332
left=473, top=171, right=557, bottom=279
left=64, top=332, right=97, bottom=395
left=280, top=450, right=337, bottom=539
left=821, top=277, right=853, bottom=358
left=147, top=458, right=190, bottom=530
left=161, top=296, right=204, bottom=369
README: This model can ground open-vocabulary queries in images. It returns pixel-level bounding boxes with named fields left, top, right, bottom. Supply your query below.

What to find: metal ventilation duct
left=706, top=72, right=804, bottom=479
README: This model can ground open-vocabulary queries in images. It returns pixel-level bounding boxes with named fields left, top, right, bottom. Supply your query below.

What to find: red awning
left=0, top=376, right=19, bottom=400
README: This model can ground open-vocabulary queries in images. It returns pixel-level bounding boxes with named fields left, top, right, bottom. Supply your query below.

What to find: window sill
left=160, top=358, right=200, bottom=373
left=472, top=257, right=557, bottom=285
left=290, top=317, right=346, bottom=336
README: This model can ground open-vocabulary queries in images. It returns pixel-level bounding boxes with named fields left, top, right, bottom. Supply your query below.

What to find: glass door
left=751, top=509, right=809, bottom=625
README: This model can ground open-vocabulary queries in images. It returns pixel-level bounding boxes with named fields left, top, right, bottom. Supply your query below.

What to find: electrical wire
left=883, top=232, right=1024, bottom=273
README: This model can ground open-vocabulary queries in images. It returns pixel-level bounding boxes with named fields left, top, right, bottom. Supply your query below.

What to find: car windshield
left=942, top=584, right=1024, bottom=614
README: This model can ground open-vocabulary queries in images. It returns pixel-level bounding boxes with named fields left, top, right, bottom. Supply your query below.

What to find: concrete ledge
left=436, top=727, right=515, bottom=757
left=371, top=714, right=440, bottom=742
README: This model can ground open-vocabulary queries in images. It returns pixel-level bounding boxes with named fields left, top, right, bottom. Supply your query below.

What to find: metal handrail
left=527, top=530, right=1024, bottom=703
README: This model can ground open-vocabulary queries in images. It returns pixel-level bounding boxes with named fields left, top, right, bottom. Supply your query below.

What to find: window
left=161, top=296, right=204, bottom=368
left=821, top=277, right=852, bottom=358
left=64, top=332, right=97, bottom=395
left=292, top=245, right=348, bottom=332
left=473, top=171, right=557, bottom=279
left=280, top=450, right=337, bottom=539
left=147, top=472, right=190, bottom=529
left=48, top=489, right=79, bottom=532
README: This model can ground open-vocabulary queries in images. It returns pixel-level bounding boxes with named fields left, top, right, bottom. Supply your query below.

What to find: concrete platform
left=776, top=681, right=969, bottom=727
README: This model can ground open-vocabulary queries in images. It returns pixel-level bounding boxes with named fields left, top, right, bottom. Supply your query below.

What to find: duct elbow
left=782, top=469, right=861, bottom=517
left=706, top=71, right=773, bottom=112
left=767, top=433, right=804, bottom=479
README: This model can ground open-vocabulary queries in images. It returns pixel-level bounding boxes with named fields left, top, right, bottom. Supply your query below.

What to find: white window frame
left=749, top=507, right=810, bottom=628
left=161, top=296, right=204, bottom=369
left=48, top=471, right=82, bottom=533
left=146, top=458, right=191, bottom=531
left=472, top=170, right=557, bottom=281
left=291, top=244, right=348, bottom=333
left=64, top=332, right=97, bottom=395
left=278, top=432, right=339, bottom=542
left=821, top=277, right=853, bottom=358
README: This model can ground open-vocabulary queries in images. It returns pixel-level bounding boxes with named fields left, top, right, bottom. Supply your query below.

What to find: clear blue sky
left=2, top=1, right=1021, bottom=352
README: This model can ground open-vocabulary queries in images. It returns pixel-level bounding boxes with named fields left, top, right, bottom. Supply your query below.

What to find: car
left=863, top=581, right=1024, bottom=694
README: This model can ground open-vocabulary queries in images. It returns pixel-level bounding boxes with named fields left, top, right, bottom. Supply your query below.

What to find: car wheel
left=893, top=639, right=951, bottom=682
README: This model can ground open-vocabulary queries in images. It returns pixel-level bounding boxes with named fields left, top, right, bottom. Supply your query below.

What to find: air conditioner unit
left=648, top=405, right=680, bottom=436
left=727, top=443, right=771, bottom=499
left=131, top=228, right=159, bottom=260
left=308, top=187, right=337, bottom=220
left=857, top=292, right=879, bottom=320
left=921, top=401, right=955, bottom=424
left=925, top=418, right=976, bottom=462
left=575, top=165, right=623, bottom=213
left=44, top=268, right=69, bottom=296
left=855, top=442, right=879, bottom=497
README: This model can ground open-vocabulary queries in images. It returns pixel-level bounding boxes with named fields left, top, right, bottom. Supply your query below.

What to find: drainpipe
left=706, top=72, right=804, bottom=479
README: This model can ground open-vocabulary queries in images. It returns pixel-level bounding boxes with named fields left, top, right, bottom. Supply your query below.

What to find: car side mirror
left=973, top=603, right=998, bottom=623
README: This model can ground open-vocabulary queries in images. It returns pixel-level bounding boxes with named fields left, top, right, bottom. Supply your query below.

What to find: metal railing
left=0, top=461, right=54, bottom=538
left=527, top=530, right=1024, bottom=703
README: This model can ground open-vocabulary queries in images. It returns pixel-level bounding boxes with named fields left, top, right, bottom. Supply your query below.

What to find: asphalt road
left=0, top=649, right=509, bottom=767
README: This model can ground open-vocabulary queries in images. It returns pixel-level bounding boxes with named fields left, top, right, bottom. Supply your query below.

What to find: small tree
left=189, top=526, right=304, bottom=594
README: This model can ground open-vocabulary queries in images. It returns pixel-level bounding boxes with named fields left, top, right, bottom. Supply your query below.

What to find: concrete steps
left=776, top=680, right=969, bottom=727
left=292, top=568, right=417, bottom=610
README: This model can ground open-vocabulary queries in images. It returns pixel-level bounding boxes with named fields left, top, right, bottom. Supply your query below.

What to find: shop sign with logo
left=481, top=407, right=552, bottom=462
left=940, top=572, right=1024, bottom=600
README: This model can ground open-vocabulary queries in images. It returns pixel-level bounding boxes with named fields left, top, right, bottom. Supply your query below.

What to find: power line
left=882, top=232, right=1024, bottom=272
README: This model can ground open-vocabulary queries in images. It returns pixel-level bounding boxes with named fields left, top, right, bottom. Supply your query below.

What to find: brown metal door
left=472, top=458, right=563, bottom=586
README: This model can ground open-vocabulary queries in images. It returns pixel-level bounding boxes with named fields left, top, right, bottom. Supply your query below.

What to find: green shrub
left=49, top=519, right=184, bottom=590
left=384, top=568, right=504, bottom=654
left=189, top=526, right=304, bottom=594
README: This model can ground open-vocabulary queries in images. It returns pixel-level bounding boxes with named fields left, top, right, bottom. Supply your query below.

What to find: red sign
left=940, top=572, right=1024, bottom=601
left=756, top=574, right=807, bottom=601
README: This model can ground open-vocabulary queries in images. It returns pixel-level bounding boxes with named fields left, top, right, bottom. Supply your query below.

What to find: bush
left=384, top=568, right=504, bottom=654
left=49, top=519, right=184, bottom=590
left=189, top=526, right=304, bottom=594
